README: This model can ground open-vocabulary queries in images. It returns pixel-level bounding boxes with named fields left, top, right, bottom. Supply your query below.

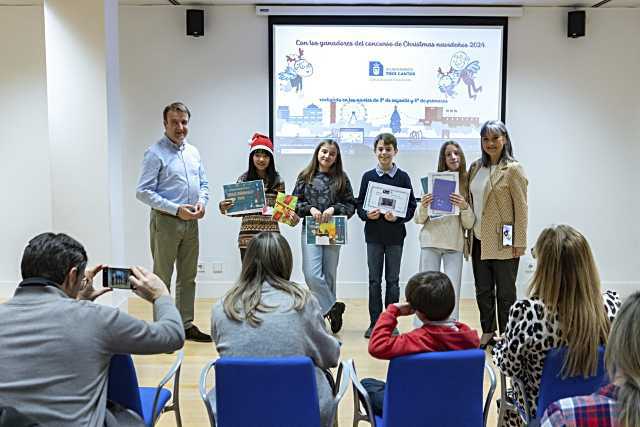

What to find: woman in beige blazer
left=467, top=120, right=528, bottom=348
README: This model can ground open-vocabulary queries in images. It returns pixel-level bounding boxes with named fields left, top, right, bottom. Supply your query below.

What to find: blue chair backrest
left=107, top=354, right=143, bottom=418
left=214, top=356, right=321, bottom=427
left=383, top=349, right=485, bottom=427
left=536, top=346, right=607, bottom=418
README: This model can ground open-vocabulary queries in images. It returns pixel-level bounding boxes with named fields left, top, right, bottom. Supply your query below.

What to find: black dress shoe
left=185, top=325, right=212, bottom=343
left=329, top=302, right=346, bottom=334
left=479, top=332, right=496, bottom=349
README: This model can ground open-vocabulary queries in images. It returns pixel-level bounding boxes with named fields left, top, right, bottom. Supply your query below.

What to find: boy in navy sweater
left=356, top=133, right=416, bottom=338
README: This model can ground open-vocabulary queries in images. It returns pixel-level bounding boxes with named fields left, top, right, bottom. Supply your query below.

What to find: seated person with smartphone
left=363, top=271, right=480, bottom=416
left=0, top=232, right=185, bottom=427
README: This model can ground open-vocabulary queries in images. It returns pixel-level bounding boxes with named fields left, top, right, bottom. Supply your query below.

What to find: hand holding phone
left=128, top=266, right=170, bottom=303
left=102, top=267, right=134, bottom=289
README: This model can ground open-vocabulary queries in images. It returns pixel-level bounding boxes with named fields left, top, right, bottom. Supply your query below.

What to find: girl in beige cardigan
left=415, top=141, right=475, bottom=321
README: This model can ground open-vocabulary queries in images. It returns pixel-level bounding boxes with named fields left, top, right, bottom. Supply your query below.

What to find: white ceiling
left=2, top=0, right=639, bottom=8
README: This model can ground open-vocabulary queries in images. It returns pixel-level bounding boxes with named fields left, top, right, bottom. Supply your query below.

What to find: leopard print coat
left=492, top=290, right=620, bottom=426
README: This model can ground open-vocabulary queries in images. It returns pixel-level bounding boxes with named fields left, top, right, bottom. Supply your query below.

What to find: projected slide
left=272, top=24, right=504, bottom=154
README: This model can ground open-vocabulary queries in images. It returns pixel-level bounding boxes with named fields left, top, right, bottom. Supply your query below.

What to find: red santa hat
left=249, top=133, right=274, bottom=155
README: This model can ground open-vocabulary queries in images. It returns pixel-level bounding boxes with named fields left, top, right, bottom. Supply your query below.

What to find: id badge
left=502, top=224, right=513, bottom=247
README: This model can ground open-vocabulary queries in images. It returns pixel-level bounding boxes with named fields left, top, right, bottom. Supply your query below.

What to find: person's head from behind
left=373, top=133, right=398, bottom=171
left=405, top=271, right=455, bottom=322
left=21, top=233, right=87, bottom=299
left=480, top=120, right=514, bottom=166
left=529, top=224, right=610, bottom=377
left=605, top=291, right=640, bottom=427
left=163, top=102, right=191, bottom=144
left=223, top=232, right=307, bottom=327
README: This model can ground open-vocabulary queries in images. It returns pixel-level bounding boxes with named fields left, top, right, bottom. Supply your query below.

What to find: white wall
left=0, top=6, right=51, bottom=293
left=506, top=8, right=640, bottom=295
left=1, top=5, right=638, bottom=299
left=118, top=5, right=640, bottom=298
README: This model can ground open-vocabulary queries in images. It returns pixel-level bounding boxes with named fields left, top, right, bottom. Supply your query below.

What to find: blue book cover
left=223, top=180, right=266, bottom=215
left=431, top=178, right=456, bottom=213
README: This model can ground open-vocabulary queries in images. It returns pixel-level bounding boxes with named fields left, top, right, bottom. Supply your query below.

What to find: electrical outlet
left=197, top=262, right=206, bottom=274
left=212, top=262, right=223, bottom=273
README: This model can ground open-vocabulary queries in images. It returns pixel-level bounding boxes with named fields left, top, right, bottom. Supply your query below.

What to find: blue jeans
left=367, top=243, right=403, bottom=325
left=301, top=229, right=341, bottom=315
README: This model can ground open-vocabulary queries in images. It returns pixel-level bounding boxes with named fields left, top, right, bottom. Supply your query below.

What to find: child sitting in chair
left=363, top=271, right=480, bottom=415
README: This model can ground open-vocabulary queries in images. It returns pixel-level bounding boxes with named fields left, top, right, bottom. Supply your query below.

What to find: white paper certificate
left=363, top=181, right=411, bottom=218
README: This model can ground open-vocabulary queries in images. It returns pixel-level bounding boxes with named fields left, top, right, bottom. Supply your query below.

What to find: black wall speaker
left=568, top=11, right=586, bottom=38
left=186, top=9, right=204, bottom=37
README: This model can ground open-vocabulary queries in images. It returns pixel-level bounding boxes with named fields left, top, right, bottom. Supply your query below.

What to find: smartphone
left=102, top=267, right=133, bottom=289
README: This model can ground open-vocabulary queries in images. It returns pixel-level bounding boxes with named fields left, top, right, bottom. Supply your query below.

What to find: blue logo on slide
left=369, top=61, right=384, bottom=77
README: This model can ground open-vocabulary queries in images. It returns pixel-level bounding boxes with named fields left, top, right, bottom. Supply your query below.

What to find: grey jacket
left=0, top=285, right=185, bottom=426
left=211, top=282, right=341, bottom=427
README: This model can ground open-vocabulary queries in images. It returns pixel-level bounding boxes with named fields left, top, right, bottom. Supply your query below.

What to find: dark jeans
left=361, top=378, right=385, bottom=416
left=367, top=243, right=403, bottom=325
left=471, top=238, right=519, bottom=334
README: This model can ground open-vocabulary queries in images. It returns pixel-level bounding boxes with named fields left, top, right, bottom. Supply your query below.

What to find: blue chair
left=497, top=346, right=607, bottom=425
left=107, top=350, right=183, bottom=427
left=199, top=356, right=350, bottom=427
left=350, top=349, right=496, bottom=427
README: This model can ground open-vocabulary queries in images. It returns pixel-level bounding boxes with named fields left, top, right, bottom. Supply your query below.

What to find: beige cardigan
left=415, top=203, right=475, bottom=255
left=467, top=159, right=528, bottom=260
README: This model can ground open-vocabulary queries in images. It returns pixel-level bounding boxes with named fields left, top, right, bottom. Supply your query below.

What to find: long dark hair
left=246, top=149, right=278, bottom=191
left=480, top=120, right=515, bottom=167
left=298, top=139, right=347, bottom=195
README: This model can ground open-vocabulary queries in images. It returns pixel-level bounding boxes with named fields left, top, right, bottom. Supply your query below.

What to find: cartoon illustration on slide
left=278, top=48, right=314, bottom=93
left=437, top=51, right=483, bottom=100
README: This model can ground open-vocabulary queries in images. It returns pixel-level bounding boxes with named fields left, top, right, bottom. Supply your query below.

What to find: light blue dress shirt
left=136, top=136, right=209, bottom=215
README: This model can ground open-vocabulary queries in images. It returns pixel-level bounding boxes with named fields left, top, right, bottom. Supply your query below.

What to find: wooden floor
left=130, top=297, right=503, bottom=427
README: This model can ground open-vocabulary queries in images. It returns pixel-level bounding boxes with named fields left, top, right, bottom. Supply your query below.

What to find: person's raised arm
left=101, top=266, right=185, bottom=355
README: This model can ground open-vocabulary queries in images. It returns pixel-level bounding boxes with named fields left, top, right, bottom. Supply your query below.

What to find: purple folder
left=431, top=178, right=456, bottom=213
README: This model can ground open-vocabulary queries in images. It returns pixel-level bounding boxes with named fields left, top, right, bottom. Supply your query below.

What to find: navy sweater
left=355, top=168, right=416, bottom=245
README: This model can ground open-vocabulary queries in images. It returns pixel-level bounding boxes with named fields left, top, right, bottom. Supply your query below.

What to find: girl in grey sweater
left=211, top=232, right=341, bottom=427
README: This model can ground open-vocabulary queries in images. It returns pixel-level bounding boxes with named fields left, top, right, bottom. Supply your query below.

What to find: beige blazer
left=467, top=159, right=528, bottom=260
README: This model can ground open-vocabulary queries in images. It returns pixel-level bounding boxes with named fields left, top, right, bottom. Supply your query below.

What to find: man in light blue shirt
left=136, top=102, right=211, bottom=342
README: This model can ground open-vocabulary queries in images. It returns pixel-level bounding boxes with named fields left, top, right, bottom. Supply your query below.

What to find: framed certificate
left=427, top=172, right=459, bottom=216
left=363, top=181, right=411, bottom=218
left=222, top=180, right=266, bottom=215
